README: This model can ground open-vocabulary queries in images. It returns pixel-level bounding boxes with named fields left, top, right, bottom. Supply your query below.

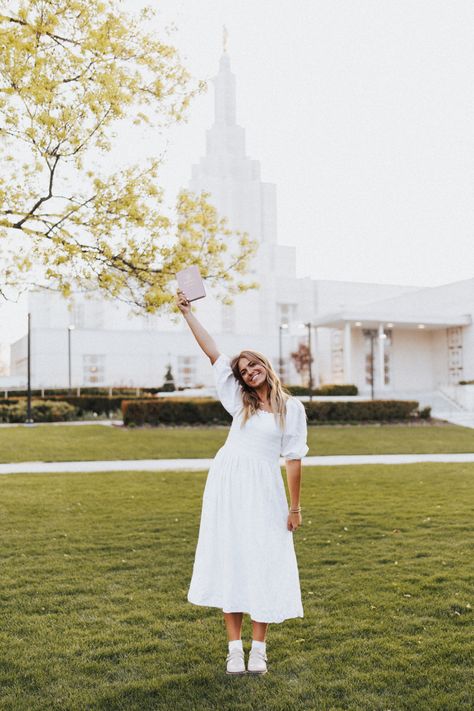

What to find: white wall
left=0, top=344, right=9, bottom=376
left=390, top=330, right=435, bottom=392
left=431, top=329, right=448, bottom=387
left=11, top=279, right=472, bottom=392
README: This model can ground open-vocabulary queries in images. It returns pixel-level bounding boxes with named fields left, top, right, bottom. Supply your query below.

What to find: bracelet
left=289, top=506, right=302, bottom=514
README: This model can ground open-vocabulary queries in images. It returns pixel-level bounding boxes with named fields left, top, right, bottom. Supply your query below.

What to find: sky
left=2, top=0, right=474, bottom=346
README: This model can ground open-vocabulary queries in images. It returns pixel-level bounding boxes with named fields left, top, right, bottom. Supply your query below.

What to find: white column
left=378, top=323, right=385, bottom=392
left=344, top=321, right=352, bottom=383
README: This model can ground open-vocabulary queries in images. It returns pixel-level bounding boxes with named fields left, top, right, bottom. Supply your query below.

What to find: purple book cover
left=177, top=265, right=207, bottom=302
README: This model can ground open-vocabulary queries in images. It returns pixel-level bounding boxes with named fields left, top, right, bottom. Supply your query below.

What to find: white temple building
left=8, top=51, right=474, bottom=421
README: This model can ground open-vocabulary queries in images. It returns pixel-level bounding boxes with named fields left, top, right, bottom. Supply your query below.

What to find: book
left=177, top=265, right=207, bottom=302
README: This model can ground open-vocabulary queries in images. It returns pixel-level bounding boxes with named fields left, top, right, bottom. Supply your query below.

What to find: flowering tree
left=0, top=0, right=258, bottom=311
left=290, top=342, right=313, bottom=387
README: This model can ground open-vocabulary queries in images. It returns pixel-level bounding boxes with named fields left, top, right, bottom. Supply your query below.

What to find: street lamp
left=362, top=328, right=377, bottom=400
left=26, top=312, right=33, bottom=424
left=278, top=323, right=288, bottom=380
left=68, top=325, right=75, bottom=392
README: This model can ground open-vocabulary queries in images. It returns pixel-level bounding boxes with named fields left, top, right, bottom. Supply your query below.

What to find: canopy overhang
left=313, top=311, right=472, bottom=331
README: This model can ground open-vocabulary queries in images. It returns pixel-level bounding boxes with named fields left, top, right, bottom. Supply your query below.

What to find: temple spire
left=189, top=48, right=277, bottom=247
left=223, top=25, right=228, bottom=53
left=213, top=44, right=236, bottom=126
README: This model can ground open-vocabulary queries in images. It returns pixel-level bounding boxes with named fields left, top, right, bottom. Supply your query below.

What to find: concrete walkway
left=1, top=452, right=474, bottom=475
left=431, top=412, right=474, bottom=429
left=0, top=420, right=123, bottom=428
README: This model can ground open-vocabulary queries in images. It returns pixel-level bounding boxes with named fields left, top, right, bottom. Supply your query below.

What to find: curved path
left=1, top=452, right=474, bottom=475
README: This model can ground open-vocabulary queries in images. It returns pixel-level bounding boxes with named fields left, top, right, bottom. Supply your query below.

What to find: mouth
left=249, top=372, right=261, bottom=383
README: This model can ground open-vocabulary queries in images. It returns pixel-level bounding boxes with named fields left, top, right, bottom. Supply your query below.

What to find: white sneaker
left=226, top=648, right=246, bottom=675
left=247, top=648, right=268, bottom=674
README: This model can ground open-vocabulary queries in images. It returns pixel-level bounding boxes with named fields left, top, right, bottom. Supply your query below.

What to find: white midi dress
left=187, top=353, right=309, bottom=624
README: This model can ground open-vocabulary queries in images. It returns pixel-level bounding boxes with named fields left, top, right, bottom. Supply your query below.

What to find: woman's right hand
left=176, top=289, right=192, bottom=316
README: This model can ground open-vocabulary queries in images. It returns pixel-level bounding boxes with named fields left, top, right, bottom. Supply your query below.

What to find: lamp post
left=26, top=312, right=33, bottom=424
left=68, top=325, right=75, bottom=392
left=378, top=324, right=387, bottom=393
left=362, top=328, right=377, bottom=399
left=278, top=323, right=288, bottom=380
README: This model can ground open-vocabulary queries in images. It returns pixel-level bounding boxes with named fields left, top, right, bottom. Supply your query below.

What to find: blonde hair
left=230, top=349, right=290, bottom=429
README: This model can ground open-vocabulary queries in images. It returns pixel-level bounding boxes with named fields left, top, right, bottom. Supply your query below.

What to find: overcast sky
left=149, top=0, right=474, bottom=285
left=2, top=0, right=474, bottom=345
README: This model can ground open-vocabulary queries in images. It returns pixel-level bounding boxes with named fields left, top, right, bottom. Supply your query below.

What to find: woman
left=176, top=291, right=308, bottom=676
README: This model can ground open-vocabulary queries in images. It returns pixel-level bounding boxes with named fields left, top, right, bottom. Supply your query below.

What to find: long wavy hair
left=230, top=349, right=290, bottom=429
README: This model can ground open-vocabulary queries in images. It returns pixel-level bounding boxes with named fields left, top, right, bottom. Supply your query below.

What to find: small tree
left=0, top=0, right=258, bottom=310
left=290, top=342, right=313, bottom=387
left=161, top=363, right=175, bottom=392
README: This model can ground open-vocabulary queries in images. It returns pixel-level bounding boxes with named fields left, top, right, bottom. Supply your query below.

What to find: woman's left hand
left=287, top=512, right=302, bottom=532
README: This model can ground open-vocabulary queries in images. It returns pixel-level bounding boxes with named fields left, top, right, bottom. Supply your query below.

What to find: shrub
left=0, top=394, right=143, bottom=419
left=0, top=404, right=13, bottom=422
left=2, top=390, right=43, bottom=398
left=419, top=406, right=432, bottom=420
left=122, top=398, right=232, bottom=426
left=304, top=400, right=419, bottom=424
left=159, top=383, right=175, bottom=392
left=122, top=398, right=420, bottom=427
left=59, top=396, right=123, bottom=417
left=0, top=400, right=77, bottom=423
left=317, top=384, right=359, bottom=396
left=31, top=400, right=78, bottom=422
left=286, top=384, right=359, bottom=396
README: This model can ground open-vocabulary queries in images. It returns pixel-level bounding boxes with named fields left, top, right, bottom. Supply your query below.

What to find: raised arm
left=176, top=290, right=220, bottom=364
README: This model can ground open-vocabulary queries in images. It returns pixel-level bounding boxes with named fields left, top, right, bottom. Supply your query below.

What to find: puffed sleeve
left=212, top=353, right=242, bottom=416
left=280, top=398, right=309, bottom=460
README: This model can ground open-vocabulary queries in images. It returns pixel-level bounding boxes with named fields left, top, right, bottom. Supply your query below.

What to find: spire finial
left=223, top=25, right=228, bottom=53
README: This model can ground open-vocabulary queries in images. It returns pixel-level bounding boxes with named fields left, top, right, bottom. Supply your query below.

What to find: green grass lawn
left=0, top=463, right=472, bottom=710
left=0, top=423, right=473, bottom=463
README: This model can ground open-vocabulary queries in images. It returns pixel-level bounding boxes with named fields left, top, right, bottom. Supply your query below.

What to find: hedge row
left=304, top=400, right=420, bottom=423
left=286, top=384, right=358, bottom=396
left=0, top=393, right=206, bottom=417
left=122, top=399, right=232, bottom=427
left=0, top=396, right=124, bottom=417
left=0, top=400, right=77, bottom=423
left=122, top=398, right=423, bottom=427
left=0, top=396, right=426, bottom=425
left=59, top=396, right=123, bottom=417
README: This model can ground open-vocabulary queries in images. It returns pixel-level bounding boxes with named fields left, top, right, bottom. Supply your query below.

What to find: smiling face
left=238, top=356, right=268, bottom=389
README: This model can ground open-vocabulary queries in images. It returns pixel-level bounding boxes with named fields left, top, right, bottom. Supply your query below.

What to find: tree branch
left=1, top=14, right=83, bottom=47
left=12, top=155, right=59, bottom=228
left=44, top=194, right=97, bottom=236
